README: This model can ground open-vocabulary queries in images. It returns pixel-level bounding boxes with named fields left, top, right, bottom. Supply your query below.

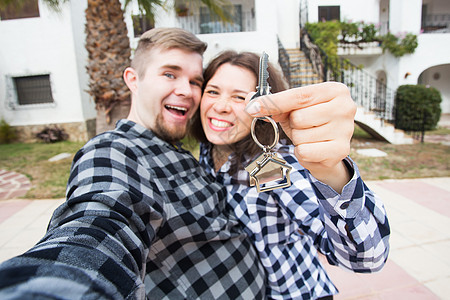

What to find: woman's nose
left=213, top=96, right=231, bottom=113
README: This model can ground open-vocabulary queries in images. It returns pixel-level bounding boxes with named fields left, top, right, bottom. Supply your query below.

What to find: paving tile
left=377, top=284, right=440, bottom=300
left=424, top=276, right=450, bottom=299
left=393, top=220, right=446, bottom=245
left=389, top=246, right=450, bottom=283
left=423, top=177, right=450, bottom=193
left=421, top=240, right=450, bottom=265
left=322, top=258, right=439, bottom=300
left=0, top=248, right=27, bottom=264
left=375, top=180, right=450, bottom=218
left=6, top=229, right=44, bottom=249
left=388, top=229, right=415, bottom=250
left=0, top=200, right=31, bottom=224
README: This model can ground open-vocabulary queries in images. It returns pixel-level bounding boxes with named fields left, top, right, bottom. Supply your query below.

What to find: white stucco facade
left=307, top=0, right=450, bottom=113
left=0, top=0, right=95, bottom=128
left=0, top=0, right=448, bottom=139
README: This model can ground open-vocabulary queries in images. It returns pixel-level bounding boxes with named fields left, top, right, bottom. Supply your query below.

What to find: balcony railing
left=298, top=29, right=395, bottom=123
left=177, top=11, right=255, bottom=34
left=422, top=14, right=450, bottom=33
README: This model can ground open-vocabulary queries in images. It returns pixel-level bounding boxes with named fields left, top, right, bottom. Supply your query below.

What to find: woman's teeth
left=211, top=119, right=232, bottom=128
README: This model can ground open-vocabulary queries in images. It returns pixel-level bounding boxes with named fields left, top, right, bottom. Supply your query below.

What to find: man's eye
left=164, top=73, right=175, bottom=79
left=235, top=95, right=246, bottom=101
left=191, top=81, right=202, bottom=87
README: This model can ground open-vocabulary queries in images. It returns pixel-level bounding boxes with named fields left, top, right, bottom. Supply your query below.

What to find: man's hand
left=245, top=82, right=357, bottom=193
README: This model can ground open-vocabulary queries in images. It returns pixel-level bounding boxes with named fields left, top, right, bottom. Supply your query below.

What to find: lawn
left=0, top=126, right=449, bottom=199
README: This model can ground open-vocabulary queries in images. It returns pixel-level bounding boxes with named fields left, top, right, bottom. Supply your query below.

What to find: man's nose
left=174, top=79, right=193, bottom=98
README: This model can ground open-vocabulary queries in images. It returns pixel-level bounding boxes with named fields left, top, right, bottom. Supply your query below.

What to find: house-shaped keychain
left=245, top=152, right=292, bottom=192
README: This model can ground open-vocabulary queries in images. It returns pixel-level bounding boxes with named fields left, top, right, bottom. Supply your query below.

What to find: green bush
left=394, top=85, right=442, bottom=131
left=380, top=32, right=418, bottom=57
left=0, top=119, right=17, bottom=144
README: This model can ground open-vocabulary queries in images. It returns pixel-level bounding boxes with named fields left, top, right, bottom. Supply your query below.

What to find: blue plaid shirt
left=0, top=120, right=266, bottom=299
left=199, top=142, right=390, bottom=299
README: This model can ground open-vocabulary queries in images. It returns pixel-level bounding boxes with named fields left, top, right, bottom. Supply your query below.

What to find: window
left=0, top=0, right=39, bottom=21
left=13, top=75, right=54, bottom=105
left=318, top=6, right=340, bottom=21
left=200, top=5, right=242, bottom=34
left=132, top=15, right=154, bottom=37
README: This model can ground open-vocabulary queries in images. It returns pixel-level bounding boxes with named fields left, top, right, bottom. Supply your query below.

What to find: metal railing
left=277, top=38, right=291, bottom=86
left=422, top=13, right=450, bottom=33
left=177, top=10, right=255, bottom=34
left=298, top=29, right=395, bottom=123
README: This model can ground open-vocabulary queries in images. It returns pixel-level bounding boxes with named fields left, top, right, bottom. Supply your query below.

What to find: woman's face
left=200, top=63, right=256, bottom=146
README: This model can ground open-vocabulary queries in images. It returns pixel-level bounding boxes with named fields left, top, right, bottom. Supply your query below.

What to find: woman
left=190, top=51, right=390, bottom=299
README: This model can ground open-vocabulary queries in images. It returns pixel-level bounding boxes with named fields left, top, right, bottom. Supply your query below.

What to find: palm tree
left=1, top=0, right=229, bottom=134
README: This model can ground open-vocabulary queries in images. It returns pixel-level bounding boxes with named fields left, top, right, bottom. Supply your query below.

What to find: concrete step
left=355, top=107, right=413, bottom=144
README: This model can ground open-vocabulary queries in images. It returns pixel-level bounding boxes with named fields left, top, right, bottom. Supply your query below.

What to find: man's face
left=126, top=47, right=203, bottom=143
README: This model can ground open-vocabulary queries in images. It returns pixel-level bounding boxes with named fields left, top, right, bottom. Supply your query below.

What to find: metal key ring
left=250, top=116, right=279, bottom=151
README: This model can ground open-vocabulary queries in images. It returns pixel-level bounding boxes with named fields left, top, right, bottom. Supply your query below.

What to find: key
left=252, top=51, right=271, bottom=99
left=245, top=52, right=292, bottom=192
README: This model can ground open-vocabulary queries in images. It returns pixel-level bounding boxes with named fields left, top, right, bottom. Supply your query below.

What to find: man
left=0, top=28, right=367, bottom=299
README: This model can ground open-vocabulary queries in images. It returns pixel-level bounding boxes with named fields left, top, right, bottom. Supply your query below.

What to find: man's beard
left=153, top=113, right=186, bottom=144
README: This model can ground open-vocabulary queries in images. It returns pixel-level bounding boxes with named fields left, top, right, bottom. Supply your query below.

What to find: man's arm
left=0, top=139, right=164, bottom=299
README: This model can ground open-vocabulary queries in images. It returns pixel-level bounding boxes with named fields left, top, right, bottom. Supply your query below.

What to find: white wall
left=420, top=65, right=450, bottom=113
left=389, top=0, right=422, bottom=34
left=0, top=0, right=95, bottom=126
left=69, top=0, right=95, bottom=121
left=198, top=31, right=278, bottom=67
left=277, top=0, right=300, bottom=49
left=307, top=0, right=379, bottom=23
left=399, top=34, right=450, bottom=86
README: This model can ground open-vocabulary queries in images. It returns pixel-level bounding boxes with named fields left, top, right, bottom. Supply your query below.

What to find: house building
left=0, top=0, right=95, bottom=142
left=1, top=0, right=448, bottom=142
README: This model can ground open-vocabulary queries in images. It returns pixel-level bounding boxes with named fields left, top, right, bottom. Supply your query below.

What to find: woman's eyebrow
left=205, top=83, right=248, bottom=94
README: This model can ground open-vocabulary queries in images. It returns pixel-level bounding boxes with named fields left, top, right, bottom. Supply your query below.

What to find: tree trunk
left=95, top=101, right=131, bottom=133
left=85, top=0, right=131, bottom=134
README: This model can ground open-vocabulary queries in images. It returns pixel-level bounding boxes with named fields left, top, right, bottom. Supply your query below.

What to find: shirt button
left=340, top=201, right=351, bottom=209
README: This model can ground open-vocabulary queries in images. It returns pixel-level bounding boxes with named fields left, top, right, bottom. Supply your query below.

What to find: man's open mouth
left=165, top=105, right=187, bottom=116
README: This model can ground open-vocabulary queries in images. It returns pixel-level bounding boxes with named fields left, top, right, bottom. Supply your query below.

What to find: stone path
left=0, top=170, right=31, bottom=200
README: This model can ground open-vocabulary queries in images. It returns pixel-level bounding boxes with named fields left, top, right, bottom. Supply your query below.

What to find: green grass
left=0, top=141, right=85, bottom=198
left=0, top=124, right=449, bottom=199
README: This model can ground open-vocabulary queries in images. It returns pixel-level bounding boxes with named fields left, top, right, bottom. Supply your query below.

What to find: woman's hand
left=245, top=82, right=357, bottom=193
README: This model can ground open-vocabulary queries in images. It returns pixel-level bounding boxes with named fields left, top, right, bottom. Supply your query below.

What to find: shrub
left=36, top=126, right=69, bottom=143
left=0, top=119, right=17, bottom=144
left=380, top=32, right=418, bottom=57
left=394, top=85, right=442, bottom=131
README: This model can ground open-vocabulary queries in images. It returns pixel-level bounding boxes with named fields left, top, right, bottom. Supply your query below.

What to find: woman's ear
left=123, top=67, right=138, bottom=93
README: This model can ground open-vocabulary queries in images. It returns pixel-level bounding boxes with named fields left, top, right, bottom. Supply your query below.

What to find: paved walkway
left=0, top=177, right=449, bottom=299
left=0, top=170, right=31, bottom=200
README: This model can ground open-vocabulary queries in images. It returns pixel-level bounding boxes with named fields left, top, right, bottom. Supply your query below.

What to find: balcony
left=176, top=7, right=255, bottom=35
left=422, top=14, right=450, bottom=33
left=337, top=41, right=382, bottom=57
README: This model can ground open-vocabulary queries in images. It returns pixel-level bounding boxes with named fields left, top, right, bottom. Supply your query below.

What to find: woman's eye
left=164, top=73, right=175, bottom=79
left=234, top=95, right=246, bottom=101
left=206, top=90, right=219, bottom=95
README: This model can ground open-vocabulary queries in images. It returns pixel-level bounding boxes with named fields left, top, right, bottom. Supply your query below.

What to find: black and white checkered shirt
left=0, top=120, right=266, bottom=299
left=199, top=142, right=390, bottom=299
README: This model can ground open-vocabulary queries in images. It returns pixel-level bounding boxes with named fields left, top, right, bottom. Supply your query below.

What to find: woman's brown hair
left=189, top=50, right=291, bottom=174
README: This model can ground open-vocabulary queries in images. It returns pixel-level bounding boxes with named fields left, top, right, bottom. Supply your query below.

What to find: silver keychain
left=244, top=52, right=292, bottom=192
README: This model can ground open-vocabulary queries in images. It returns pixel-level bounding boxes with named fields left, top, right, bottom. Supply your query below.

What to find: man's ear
left=123, top=67, right=138, bottom=93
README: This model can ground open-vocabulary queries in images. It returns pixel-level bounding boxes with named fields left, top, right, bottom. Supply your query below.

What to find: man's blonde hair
left=131, top=28, right=208, bottom=77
